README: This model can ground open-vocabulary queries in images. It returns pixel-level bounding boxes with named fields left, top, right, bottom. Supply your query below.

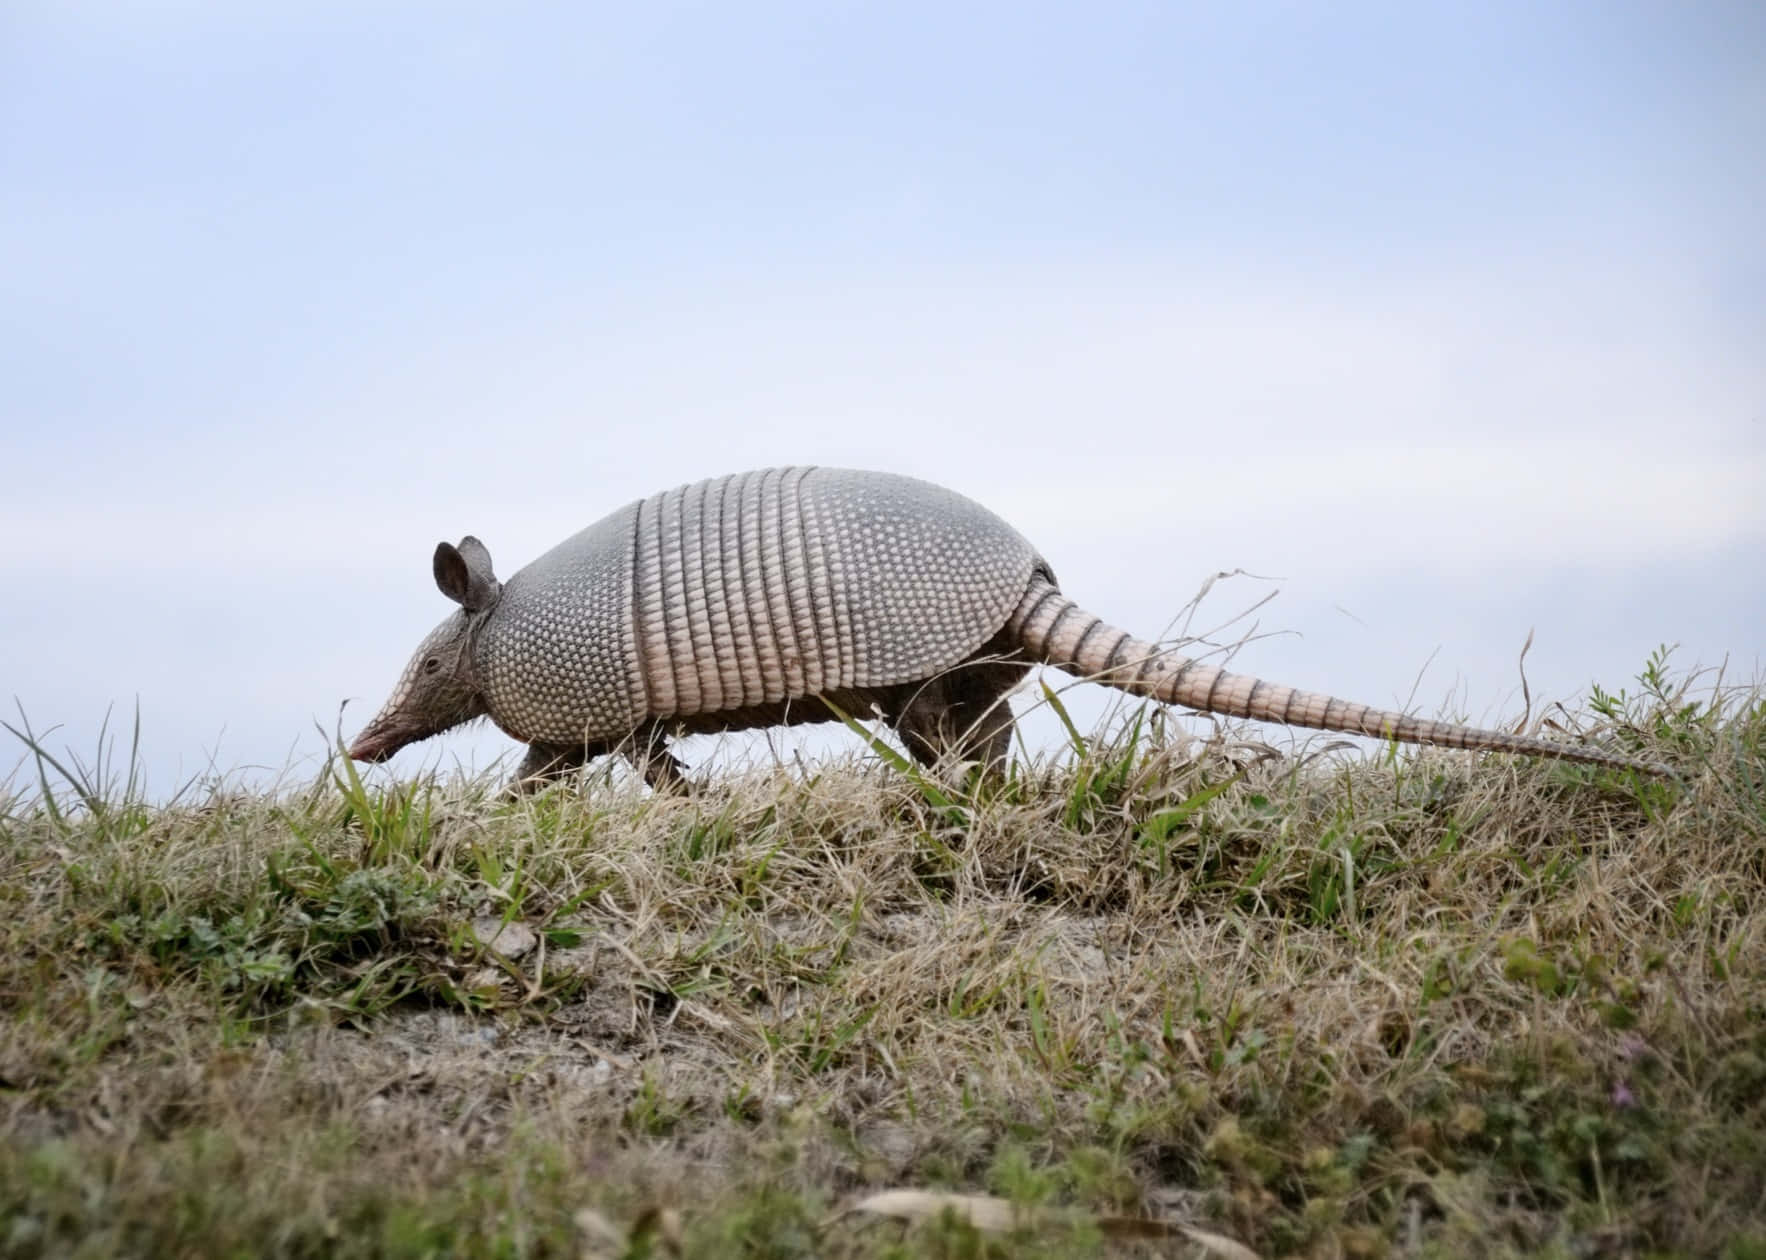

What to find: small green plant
left=625, top=1068, right=691, bottom=1137
left=4, top=702, right=159, bottom=843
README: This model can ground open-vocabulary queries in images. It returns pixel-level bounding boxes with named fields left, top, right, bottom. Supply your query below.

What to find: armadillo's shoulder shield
left=477, top=500, right=645, bottom=745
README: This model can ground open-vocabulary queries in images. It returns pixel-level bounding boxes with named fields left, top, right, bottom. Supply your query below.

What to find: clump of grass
left=2, top=657, right=1763, bottom=1257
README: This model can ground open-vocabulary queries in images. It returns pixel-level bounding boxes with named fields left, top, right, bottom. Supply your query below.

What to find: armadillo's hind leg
left=619, top=720, right=689, bottom=792
left=891, top=658, right=1028, bottom=778
left=508, top=740, right=606, bottom=796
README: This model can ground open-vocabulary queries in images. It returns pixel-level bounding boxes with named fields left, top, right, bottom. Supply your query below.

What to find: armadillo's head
left=348, top=537, right=502, bottom=763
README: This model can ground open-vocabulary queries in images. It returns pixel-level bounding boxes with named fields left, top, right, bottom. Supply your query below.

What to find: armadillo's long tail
left=1006, top=577, right=1672, bottom=777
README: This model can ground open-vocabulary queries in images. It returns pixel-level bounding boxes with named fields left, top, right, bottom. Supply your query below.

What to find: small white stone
left=470, top=917, right=538, bottom=959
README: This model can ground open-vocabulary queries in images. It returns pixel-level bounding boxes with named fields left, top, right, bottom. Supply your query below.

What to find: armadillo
left=348, top=466, right=1670, bottom=787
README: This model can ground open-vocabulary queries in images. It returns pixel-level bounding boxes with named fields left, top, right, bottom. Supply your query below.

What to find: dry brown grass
left=2, top=666, right=1763, bottom=1257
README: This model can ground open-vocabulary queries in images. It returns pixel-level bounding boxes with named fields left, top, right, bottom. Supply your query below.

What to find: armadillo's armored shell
left=475, top=467, right=1042, bottom=746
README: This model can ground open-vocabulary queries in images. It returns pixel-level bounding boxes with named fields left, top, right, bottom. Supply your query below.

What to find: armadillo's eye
left=423, top=656, right=442, bottom=675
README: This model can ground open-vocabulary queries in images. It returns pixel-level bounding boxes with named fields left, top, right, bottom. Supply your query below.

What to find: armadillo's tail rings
left=1006, top=578, right=1673, bottom=777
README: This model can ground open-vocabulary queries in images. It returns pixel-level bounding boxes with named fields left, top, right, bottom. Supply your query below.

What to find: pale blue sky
left=4, top=2, right=1762, bottom=792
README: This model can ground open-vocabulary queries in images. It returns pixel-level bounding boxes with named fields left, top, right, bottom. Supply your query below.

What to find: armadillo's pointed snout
left=346, top=733, right=389, bottom=763
left=346, top=710, right=411, bottom=763
left=346, top=726, right=395, bottom=763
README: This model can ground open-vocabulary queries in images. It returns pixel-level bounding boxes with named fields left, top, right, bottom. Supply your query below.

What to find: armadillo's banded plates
left=641, top=467, right=1040, bottom=714
left=478, top=466, right=1041, bottom=745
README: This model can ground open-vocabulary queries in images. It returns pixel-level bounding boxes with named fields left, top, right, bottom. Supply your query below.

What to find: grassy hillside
left=3, top=662, right=1763, bottom=1258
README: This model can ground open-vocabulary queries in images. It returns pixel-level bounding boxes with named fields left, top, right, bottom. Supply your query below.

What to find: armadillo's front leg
left=507, top=741, right=603, bottom=796
left=619, top=720, right=689, bottom=791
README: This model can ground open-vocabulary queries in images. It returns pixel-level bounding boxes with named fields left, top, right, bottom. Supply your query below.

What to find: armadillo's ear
left=433, top=536, right=501, bottom=612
